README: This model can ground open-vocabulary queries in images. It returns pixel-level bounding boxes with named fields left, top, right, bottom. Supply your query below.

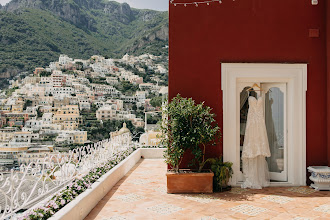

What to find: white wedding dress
left=241, top=96, right=271, bottom=189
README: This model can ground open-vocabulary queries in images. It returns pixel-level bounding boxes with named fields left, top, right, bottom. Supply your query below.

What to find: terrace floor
left=85, top=159, right=330, bottom=220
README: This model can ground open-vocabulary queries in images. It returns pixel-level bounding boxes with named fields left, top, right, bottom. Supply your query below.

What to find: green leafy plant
left=161, top=94, right=221, bottom=173
left=206, top=157, right=233, bottom=192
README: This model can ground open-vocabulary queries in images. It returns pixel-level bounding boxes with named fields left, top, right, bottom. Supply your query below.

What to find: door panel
left=237, top=82, right=259, bottom=182
left=262, top=83, right=287, bottom=182
left=238, top=82, right=288, bottom=182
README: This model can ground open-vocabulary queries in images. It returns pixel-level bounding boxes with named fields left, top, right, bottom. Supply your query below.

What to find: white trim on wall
left=221, top=63, right=307, bottom=186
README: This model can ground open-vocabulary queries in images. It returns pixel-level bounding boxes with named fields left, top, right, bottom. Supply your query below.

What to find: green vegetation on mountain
left=150, top=96, right=162, bottom=108
left=0, top=0, right=168, bottom=86
left=114, top=80, right=139, bottom=96
left=0, top=9, right=113, bottom=76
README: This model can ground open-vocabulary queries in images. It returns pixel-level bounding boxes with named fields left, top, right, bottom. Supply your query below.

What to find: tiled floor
left=85, top=159, right=330, bottom=220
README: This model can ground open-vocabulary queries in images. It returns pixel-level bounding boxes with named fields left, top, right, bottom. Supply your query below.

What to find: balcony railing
left=0, top=134, right=133, bottom=220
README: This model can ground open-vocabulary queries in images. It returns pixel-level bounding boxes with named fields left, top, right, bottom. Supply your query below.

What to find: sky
left=0, top=0, right=168, bottom=11
left=116, top=0, right=168, bottom=11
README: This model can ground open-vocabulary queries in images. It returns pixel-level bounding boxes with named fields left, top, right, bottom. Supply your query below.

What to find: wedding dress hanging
left=241, top=96, right=271, bottom=189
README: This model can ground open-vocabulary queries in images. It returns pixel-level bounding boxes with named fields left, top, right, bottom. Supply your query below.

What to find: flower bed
left=21, top=146, right=136, bottom=220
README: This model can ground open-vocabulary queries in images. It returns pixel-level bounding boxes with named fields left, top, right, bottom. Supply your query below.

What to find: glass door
left=238, top=82, right=259, bottom=182
left=238, top=82, right=288, bottom=182
left=261, top=83, right=287, bottom=182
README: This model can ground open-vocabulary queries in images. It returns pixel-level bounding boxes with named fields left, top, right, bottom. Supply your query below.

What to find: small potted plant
left=206, top=157, right=233, bottom=192
left=161, top=94, right=221, bottom=193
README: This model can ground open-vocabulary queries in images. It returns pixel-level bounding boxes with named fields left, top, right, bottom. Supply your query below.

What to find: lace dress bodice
left=246, top=97, right=264, bottom=123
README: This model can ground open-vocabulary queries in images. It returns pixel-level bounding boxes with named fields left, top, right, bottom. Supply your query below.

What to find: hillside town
left=0, top=53, right=168, bottom=170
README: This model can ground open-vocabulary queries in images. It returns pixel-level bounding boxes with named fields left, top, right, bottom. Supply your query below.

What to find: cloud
left=0, top=0, right=10, bottom=6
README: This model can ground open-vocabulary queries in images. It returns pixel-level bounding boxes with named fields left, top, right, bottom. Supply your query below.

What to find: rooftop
left=85, top=159, right=330, bottom=220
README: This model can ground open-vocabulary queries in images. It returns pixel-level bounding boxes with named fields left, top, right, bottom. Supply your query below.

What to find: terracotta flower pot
left=166, top=169, right=214, bottom=194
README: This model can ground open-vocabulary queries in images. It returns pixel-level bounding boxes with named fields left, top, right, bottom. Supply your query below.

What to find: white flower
left=60, top=199, right=66, bottom=205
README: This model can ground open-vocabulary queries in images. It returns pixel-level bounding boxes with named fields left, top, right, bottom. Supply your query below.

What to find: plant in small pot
left=161, top=94, right=221, bottom=193
left=206, top=157, right=233, bottom=192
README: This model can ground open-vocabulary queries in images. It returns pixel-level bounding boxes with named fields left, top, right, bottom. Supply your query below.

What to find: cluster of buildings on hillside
left=0, top=54, right=168, bottom=170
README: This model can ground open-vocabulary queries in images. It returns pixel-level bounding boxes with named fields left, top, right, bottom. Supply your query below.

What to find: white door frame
left=221, top=63, right=307, bottom=186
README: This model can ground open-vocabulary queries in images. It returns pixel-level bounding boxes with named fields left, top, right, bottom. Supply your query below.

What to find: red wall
left=169, top=0, right=328, bottom=171
left=326, top=0, right=330, bottom=166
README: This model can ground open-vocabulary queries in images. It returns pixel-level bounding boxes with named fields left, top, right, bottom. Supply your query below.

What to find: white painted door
left=237, top=82, right=288, bottom=182
left=261, top=83, right=287, bottom=182
left=237, top=82, right=260, bottom=182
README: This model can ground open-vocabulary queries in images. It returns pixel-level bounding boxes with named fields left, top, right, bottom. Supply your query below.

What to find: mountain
left=0, top=0, right=168, bottom=87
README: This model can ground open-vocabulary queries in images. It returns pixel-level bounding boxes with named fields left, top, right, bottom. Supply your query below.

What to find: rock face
left=136, top=10, right=160, bottom=22
left=5, top=0, right=92, bottom=30
left=4, top=0, right=137, bottom=28
left=151, top=24, right=169, bottom=41
left=128, top=24, right=169, bottom=53
left=103, top=2, right=134, bottom=24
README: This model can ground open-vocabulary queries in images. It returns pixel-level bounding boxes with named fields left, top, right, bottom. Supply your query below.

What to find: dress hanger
left=246, top=83, right=264, bottom=92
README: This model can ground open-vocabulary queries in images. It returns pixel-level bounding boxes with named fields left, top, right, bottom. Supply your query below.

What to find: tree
left=132, top=104, right=137, bottom=111
left=23, top=99, right=32, bottom=110
left=161, top=94, right=221, bottom=173
left=114, top=81, right=139, bottom=95
left=37, top=107, right=43, bottom=118
left=133, top=127, right=145, bottom=141
left=91, top=104, right=98, bottom=112
left=5, top=86, right=19, bottom=96
left=150, top=96, right=162, bottom=108
left=75, top=62, right=84, bottom=70
left=39, top=71, right=51, bottom=77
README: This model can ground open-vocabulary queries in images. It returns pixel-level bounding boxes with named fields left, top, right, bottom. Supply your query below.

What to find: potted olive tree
left=161, top=94, right=221, bottom=193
